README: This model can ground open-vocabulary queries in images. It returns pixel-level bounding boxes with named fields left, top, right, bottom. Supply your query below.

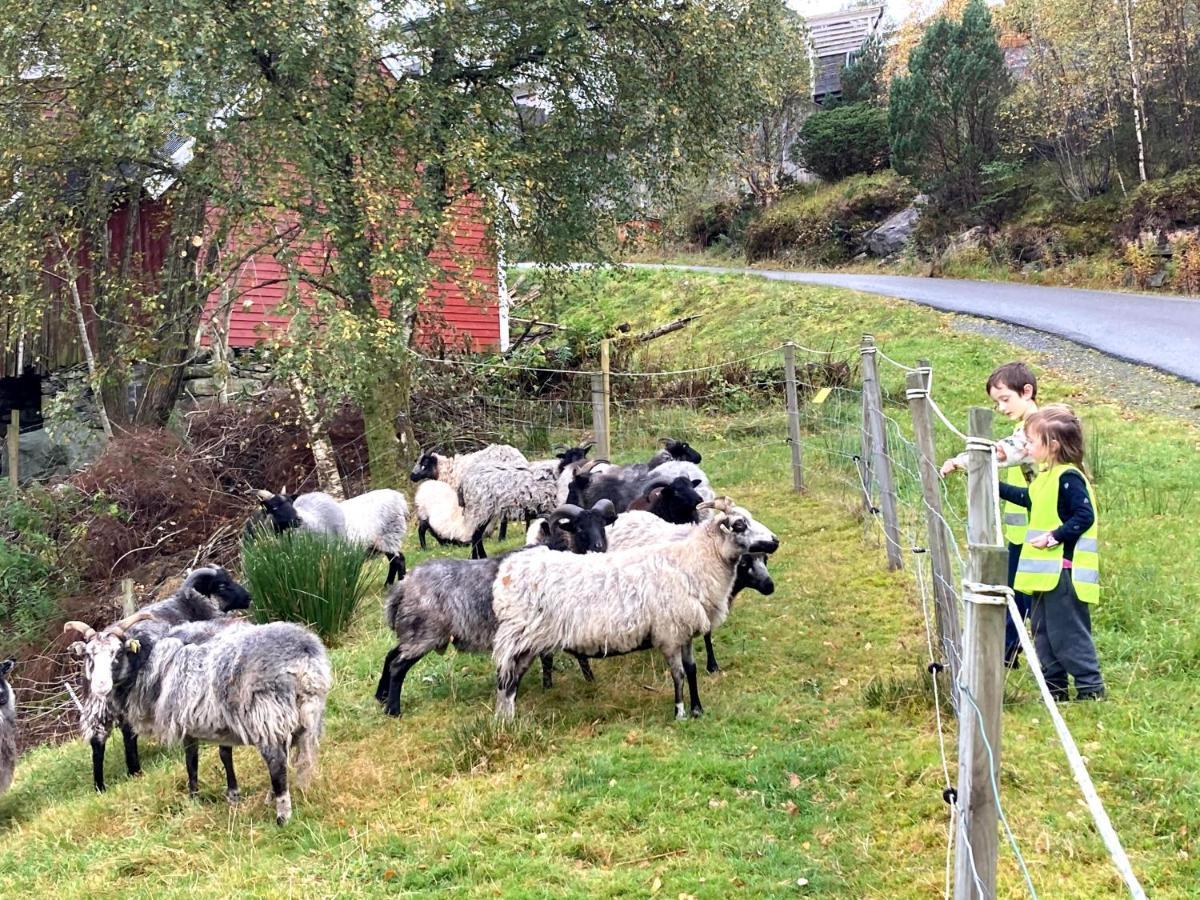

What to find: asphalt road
left=642, top=266, right=1200, bottom=384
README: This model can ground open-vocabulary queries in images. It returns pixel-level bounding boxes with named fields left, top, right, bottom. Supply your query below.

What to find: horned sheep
left=0, top=659, right=16, bottom=795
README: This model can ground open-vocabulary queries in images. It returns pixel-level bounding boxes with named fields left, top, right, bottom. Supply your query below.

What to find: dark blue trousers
left=1006, top=542, right=1032, bottom=660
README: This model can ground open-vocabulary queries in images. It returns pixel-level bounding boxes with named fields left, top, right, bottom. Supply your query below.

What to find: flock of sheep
left=0, top=437, right=780, bottom=826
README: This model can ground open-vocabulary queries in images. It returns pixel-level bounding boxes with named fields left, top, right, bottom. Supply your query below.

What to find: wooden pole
left=954, top=407, right=1009, bottom=900
left=858, top=340, right=874, bottom=516
left=860, top=335, right=903, bottom=570
left=121, top=578, right=137, bottom=617
left=6, top=409, right=18, bottom=489
left=600, top=339, right=612, bottom=458
left=590, top=373, right=610, bottom=461
left=906, top=365, right=961, bottom=689
left=782, top=342, right=805, bottom=493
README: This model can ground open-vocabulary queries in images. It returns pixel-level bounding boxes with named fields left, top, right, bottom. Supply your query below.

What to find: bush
left=1122, top=167, right=1200, bottom=238
left=744, top=171, right=915, bottom=263
left=684, top=196, right=756, bottom=248
left=241, top=530, right=371, bottom=642
left=796, top=103, right=890, bottom=181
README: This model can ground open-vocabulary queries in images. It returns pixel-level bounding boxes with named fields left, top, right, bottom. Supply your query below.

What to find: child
left=1000, top=405, right=1104, bottom=701
left=941, top=362, right=1039, bottom=667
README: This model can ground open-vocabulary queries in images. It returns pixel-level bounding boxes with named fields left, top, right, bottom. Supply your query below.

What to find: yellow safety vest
left=1014, top=464, right=1099, bottom=603
left=1001, top=464, right=1030, bottom=545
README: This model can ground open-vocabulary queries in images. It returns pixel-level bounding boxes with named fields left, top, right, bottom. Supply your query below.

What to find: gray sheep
left=491, top=501, right=779, bottom=720
left=65, top=566, right=252, bottom=793
left=72, top=615, right=331, bottom=825
left=0, top=659, right=15, bottom=795
left=376, top=500, right=615, bottom=716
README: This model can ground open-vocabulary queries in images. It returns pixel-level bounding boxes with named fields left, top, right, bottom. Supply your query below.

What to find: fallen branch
left=632, top=314, right=702, bottom=344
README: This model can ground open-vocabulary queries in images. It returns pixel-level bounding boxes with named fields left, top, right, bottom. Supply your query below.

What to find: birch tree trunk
left=1122, top=0, right=1149, bottom=182
left=54, top=236, right=114, bottom=441
left=290, top=374, right=345, bottom=500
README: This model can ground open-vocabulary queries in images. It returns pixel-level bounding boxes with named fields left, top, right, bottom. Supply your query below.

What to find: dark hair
left=985, top=362, right=1037, bottom=401
left=1025, top=404, right=1087, bottom=474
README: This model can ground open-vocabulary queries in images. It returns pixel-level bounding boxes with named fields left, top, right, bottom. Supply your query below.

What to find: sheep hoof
left=227, top=788, right=241, bottom=804
left=384, top=705, right=403, bottom=718
left=275, top=794, right=292, bottom=825
left=706, top=662, right=720, bottom=674
left=674, top=703, right=687, bottom=720
left=690, top=706, right=704, bottom=718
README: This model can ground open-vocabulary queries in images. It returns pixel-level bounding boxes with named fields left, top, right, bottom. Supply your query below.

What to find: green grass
left=2, top=268, right=1198, bottom=896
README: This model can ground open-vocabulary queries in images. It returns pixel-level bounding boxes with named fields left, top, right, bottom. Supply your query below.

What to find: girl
left=999, top=404, right=1104, bottom=701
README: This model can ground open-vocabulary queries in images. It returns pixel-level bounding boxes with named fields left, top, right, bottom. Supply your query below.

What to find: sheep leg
left=385, top=552, right=406, bottom=586
left=495, top=651, right=536, bottom=720
left=260, top=742, right=292, bottom=825
left=185, top=736, right=201, bottom=797
left=418, top=522, right=430, bottom=551
left=375, top=645, right=401, bottom=702
left=384, top=655, right=420, bottom=717
left=120, top=719, right=142, bottom=777
left=499, top=515, right=509, bottom=541
left=470, top=524, right=489, bottom=560
left=540, top=653, right=554, bottom=689
left=572, top=651, right=596, bottom=682
left=90, top=736, right=108, bottom=792
left=682, top=643, right=704, bottom=718
left=220, top=745, right=240, bottom=802
left=703, top=631, right=719, bottom=673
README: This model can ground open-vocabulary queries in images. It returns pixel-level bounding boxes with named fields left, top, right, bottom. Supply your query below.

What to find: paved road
left=639, top=265, right=1200, bottom=383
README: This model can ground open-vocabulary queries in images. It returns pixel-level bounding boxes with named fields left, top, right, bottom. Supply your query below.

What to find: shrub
left=744, top=171, right=915, bottom=262
left=796, top=103, right=890, bottom=181
left=1122, top=167, right=1200, bottom=239
left=684, top=196, right=756, bottom=248
left=241, top=530, right=371, bottom=642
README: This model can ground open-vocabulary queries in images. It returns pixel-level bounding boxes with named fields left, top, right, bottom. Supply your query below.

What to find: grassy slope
left=2, top=268, right=1197, bottom=897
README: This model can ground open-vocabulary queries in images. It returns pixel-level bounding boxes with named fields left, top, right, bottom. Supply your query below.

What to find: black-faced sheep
left=251, top=488, right=409, bottom=585
left=625, top=476, right=705, bottom=524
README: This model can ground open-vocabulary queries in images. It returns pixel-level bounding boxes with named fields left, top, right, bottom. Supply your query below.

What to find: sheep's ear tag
left=125, top=638, right=141, bottom=655
left=812, top=387, right=832, bottom=405
left=557, top=517, right=572, bottom=527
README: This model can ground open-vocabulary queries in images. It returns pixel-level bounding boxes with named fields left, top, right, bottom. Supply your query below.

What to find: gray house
left=806, top=5, right=884, bottom=104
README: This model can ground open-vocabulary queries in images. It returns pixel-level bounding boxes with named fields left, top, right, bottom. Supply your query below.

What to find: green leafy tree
left=796, top=102, right=890, bottom=181
left=889, top=0, right=1010, bottom=216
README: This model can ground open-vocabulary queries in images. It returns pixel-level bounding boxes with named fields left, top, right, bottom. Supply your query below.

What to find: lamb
left=625, top=475, right=705, bottom=524
left=605, top=504, right=780, bottom=672
left=0, top=659, right=16, bottom=795
left=252, top=488, right=409, bottom=585
left=490, top=501, right=779, bottom=720
left=65, top=566, right=253, bottom=793
left=566, top=456, right=714, bottom=514
left=70, top=615, right=331, bottom=825
left=376, top=500, right=614, bottom=716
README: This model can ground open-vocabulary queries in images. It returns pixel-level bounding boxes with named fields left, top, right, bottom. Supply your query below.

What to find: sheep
left=566, top=459, right=714, bottom=514
left=409, top=443, right=527, bottom=488
left=490, top=501, right=779, bottom=720
left=605, top=505, right=780, bottom=672
left=413, top=479, right=479, bottom=550
left=0, top=659, right=16, bottom=795
left=251, top=488, right=409, bottom=585
left=625, top=475, right=705, bottom=524
left=649, top=438, right=702, bottom=468
left=524, top=499, right=617, bottom=553
left=376, top=500, right=614, bottom=716
left=71, top=615, right=331, bottom=825
left=65, top=566, right=252, bottom=793
left=649, top=460, right=715, bottom=503
left=455, top=462, right=564, bottom=559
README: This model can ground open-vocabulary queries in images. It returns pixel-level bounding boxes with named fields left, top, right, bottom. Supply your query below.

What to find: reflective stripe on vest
left=1014, top=464, right=1100, bottom=603
left=1002, top=464, right=1029, bottom=545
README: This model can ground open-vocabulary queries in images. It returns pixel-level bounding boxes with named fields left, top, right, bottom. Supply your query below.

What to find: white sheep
left=490, top=502, right=778, bottom=720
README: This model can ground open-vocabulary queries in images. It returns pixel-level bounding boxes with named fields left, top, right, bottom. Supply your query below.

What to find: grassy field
left=1, top=268, right=1197, bottom=897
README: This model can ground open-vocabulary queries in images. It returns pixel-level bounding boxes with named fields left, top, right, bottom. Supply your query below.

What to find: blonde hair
left=1025, top=404, right=1088, bottom=476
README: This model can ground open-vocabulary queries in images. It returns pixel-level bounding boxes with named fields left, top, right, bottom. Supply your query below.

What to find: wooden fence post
left=782, top=342, right=804, bottom=493
left=121, top=579, right=137, bottom=617
left=591, top=373, right=610, bottom=461
left=600, top=339, right=613, bottom=458
left=858, top=340, right=874, bottom=516
left=954, top=407, right=1009, bottom=900
left=905, top=365, right=962, bottom=689
left=6, top=409, right=18, bottom=489
left=860, top=335, right=903, bottom=570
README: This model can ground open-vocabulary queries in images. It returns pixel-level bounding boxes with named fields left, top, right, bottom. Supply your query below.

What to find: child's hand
left=1028, top=533, right=1058, bottom=549
left=995, top=444, right=1008, bottom=462
left=940, top=459, right=960, bottom=476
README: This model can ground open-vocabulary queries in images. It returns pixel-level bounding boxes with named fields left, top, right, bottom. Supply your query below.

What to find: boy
left=941, top=362, right=1039, bottom=667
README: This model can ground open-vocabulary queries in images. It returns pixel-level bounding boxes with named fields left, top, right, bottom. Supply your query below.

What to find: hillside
left=1, top=268, right=1197, bottom=896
